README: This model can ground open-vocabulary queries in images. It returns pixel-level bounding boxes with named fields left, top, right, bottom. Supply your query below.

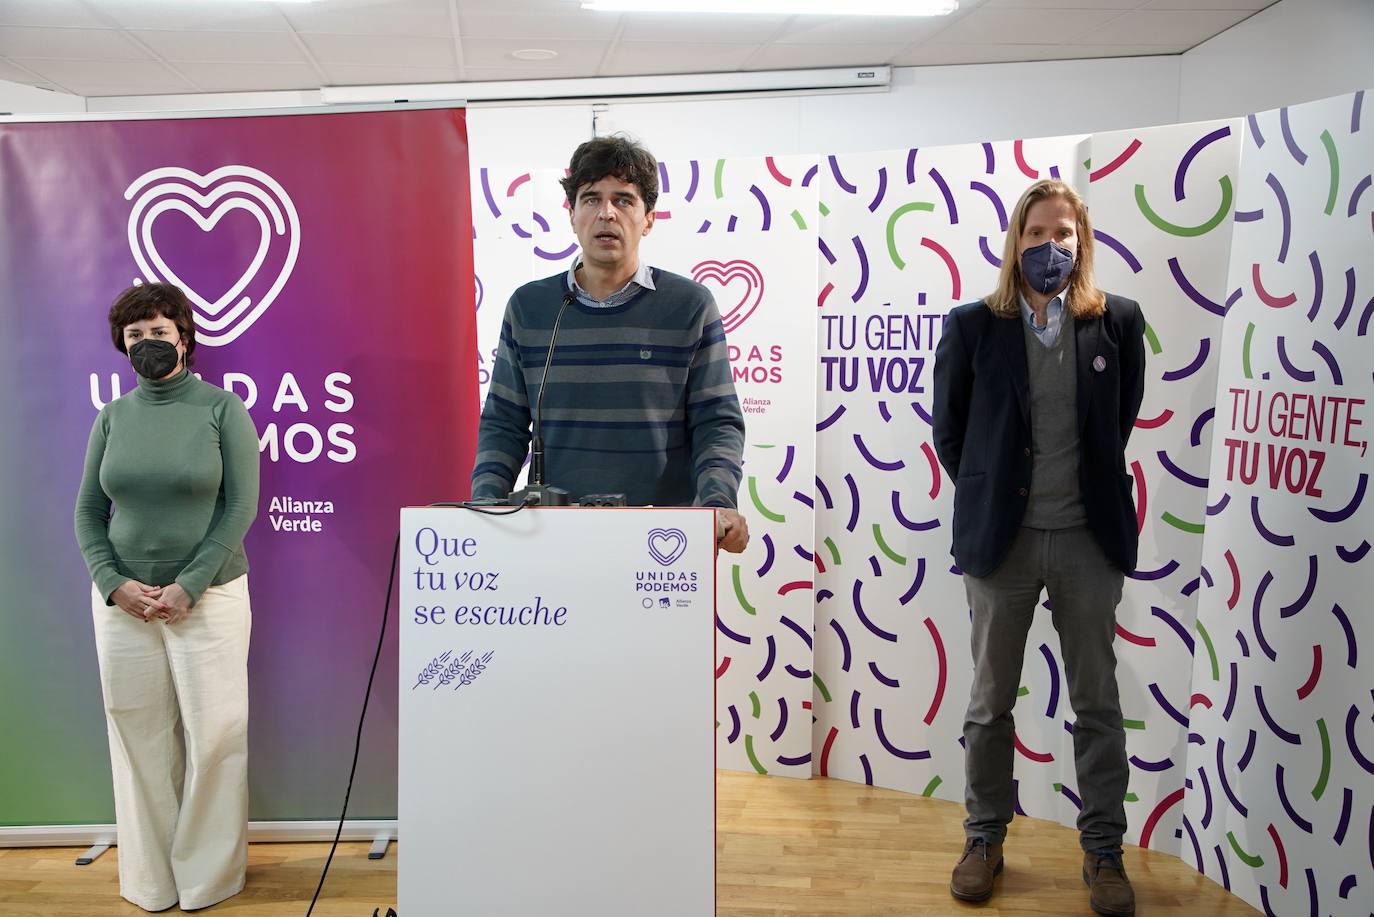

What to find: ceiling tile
left=1141, top=0, right=1275, bottom=9
left=300, top=33, right=457, bottom=67
left=323, top=63, right=463, bottom=85
left=0, top=0, right=1282, bottom=99
left=92, top=1, right=289, bottom=32
left=170, top=61, right=322, bottom=92
left=458, top=10, right=621, bottom=40
left=0, top=57, right=53, bottom=86
left=128, top=30, right=306, bottom=63
left=930, top=7, right=1125, bottom=44
left=1079, top=8, right=1253, bottom=44
left=12, top=58, right=193, bottom=95
left=459, top=36, right=606, bottom=69
left=895, top=42, right=1180, bottom=66
left=0, top=0, right=109, bottom=29
left=616, top=13, right=789, bottom=43
left=457, top=0, right=589, bottom=11
left=460, top=64, right=603, bottom=81
left=0, top=59, right=29, bottom=81
left=0, top=27, right=150, bottom=60
left=744, top=42, right=908, bottom=70
left=774, top=14, right=953, bottom=45
left=601, top=41, right=758, bottom=76
left=2, top=81, right=68, bottom=96
left=282, top=0, right=453, bottom=37
left=981, top=0, right=1140, bottom=8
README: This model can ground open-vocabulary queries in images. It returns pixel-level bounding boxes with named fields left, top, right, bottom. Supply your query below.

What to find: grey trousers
left=961, top=525, right=1128, bottom=851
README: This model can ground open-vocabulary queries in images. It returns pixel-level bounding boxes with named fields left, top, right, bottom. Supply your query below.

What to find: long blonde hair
left=986, top=179, right=1105, bottom=320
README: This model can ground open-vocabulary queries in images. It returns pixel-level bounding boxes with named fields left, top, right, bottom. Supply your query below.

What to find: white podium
left=398, top=506, right=717, bottom=916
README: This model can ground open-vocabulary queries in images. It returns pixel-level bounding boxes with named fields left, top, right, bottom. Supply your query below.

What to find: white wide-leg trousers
left=91, top=574, right=251, bottom=912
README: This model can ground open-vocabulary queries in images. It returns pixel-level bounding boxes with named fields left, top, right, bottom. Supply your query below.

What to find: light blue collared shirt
left=566, top=257, right=656, bottom=308
left=1019, top=291, right=1066, bottom=348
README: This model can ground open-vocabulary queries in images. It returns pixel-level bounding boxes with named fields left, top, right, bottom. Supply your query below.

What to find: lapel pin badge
left=1092, top=355, right=1107, bottom=372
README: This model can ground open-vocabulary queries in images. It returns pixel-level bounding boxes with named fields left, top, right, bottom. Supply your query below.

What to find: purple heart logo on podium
left=124, top=165, right=301, bottom=347
left=647, top=528, right=688, bottom=566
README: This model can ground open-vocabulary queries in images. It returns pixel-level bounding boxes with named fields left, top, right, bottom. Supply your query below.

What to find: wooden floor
left=1, top=771, right=1256, bottom=916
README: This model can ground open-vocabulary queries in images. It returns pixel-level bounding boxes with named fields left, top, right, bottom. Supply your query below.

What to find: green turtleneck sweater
left=74, top=369, right=260, bottom=606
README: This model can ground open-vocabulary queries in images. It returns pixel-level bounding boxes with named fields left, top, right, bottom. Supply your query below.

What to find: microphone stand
left=508, top=291, right=576, bottom=506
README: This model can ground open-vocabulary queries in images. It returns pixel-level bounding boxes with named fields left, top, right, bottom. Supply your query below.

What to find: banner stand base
left=368, top=831, right=393, bottom=860
left=0, top=820, right=399, bottom=849
left=74, top=839, right=113, bottom=865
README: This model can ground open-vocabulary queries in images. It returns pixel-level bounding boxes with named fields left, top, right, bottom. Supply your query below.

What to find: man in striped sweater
left=471, top=136, right=750, bottom=553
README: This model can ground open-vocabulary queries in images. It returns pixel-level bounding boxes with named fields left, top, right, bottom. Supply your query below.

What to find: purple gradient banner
left=0, top=107, right=477, bottom=824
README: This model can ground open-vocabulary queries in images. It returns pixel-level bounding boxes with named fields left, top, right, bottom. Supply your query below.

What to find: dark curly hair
left=559, top=135, right=659, bottom=213
left=108, top=282, right=197, bottom=368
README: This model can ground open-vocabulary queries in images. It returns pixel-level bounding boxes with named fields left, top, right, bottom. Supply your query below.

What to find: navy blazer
left=932, top=295, right=1146, bottom=578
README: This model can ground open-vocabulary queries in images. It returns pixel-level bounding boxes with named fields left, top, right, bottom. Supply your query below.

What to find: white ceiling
left=0, top=0, right=1278, bottom=99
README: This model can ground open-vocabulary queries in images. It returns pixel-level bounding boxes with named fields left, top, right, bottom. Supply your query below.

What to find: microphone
left=530, top=291, right=574, bottom=488
left=508, top=291, right=576, bottom=506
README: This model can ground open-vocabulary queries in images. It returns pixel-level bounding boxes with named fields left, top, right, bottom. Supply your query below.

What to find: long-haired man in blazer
left=933, top=179, right=1146, bottom=916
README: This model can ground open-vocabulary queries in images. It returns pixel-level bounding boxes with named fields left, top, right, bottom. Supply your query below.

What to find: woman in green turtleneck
left=74, top=282, right=259, bottom=913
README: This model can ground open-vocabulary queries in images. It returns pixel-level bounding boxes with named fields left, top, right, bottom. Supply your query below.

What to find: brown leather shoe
left=950, top=837, right=1003, bottom=902
left=1083, top=850, right=1135, bottom=916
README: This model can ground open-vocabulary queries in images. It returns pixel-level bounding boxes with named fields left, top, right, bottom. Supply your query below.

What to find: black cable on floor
left=305, top=502, right=524, bottom=913
left=306, top=533, right=400, bottom=916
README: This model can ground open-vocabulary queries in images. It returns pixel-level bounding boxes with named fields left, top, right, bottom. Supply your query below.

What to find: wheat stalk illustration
left=411, top=650, right=452, bottom=690
left=454, top=651, right=495, bottom=689
left=434, top=650, right=472, bottom=689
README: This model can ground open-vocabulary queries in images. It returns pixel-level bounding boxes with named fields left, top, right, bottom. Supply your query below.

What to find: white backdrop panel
left=812, top=137, right=1099, bottom=825
left=469, top=156, right=820, bottom=777
left=1184, top=89, right=1374, bottom=916
left=1084, top=118, right=1242, bottom=853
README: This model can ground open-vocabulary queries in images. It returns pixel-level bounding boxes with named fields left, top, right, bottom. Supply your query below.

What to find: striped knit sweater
left=471, top=269, right=746, bottom=507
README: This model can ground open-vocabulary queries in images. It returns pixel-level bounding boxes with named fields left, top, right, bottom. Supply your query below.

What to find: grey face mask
left=1020, top=240, right=1074, bottom=295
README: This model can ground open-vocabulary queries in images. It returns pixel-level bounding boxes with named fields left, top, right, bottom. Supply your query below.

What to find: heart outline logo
left=691, top=259, right=764, bottom=335
left=647, top=528, right=688, bottom=566
left=125, top=165, right=300, bottom=347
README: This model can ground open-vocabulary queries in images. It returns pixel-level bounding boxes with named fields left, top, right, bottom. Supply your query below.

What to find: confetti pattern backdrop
left=1183, top=90, right=1373, bottom=916
left=807, top=122, right=1244, bottom=855
left=470, top=155, right=820, bottom=777
left=468, top=87, right=1369, bottom=908
left=811, top=135, right=1093, bottom=815
left=1082, top=118, right=1242, bottom=858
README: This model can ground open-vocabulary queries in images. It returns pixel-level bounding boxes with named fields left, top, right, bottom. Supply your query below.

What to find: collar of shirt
left=1018, top=290, right=1066, bottom=348
left=566, top=257, right=656, bottom=308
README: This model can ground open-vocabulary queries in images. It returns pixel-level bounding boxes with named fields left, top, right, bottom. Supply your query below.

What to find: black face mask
left=129, top=338, right=182, bottom=379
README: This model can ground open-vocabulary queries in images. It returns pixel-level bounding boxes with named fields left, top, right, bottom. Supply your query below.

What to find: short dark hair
left=108, top=282, right=198, bottom=368
left=560, top=135, right=659, bottom=213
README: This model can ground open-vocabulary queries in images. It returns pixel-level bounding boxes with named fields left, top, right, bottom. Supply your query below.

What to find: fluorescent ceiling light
left=582, top=0, right=956, bottom=13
